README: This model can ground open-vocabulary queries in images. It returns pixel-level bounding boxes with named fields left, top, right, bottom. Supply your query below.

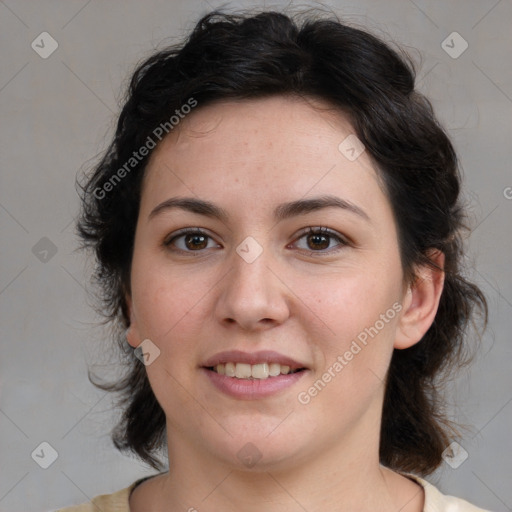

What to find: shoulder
left=54, top=481, right=138, bottom=512
left=54, top=472, right=494, bottom=512
left=406, top=474, right=493, bottom=512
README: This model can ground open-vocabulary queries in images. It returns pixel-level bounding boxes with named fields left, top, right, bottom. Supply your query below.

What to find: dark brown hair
left=77, top=8, right=488, bottom=474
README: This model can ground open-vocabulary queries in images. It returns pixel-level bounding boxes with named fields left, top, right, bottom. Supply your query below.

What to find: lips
left=201, top=350, right=307, bottom=371
left=201, top=350, right=309, bottom=399
left=211, top=362, right=302, bottom=379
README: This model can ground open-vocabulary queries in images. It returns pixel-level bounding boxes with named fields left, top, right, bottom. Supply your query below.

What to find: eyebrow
left=148, top=194, right=370, bottom=223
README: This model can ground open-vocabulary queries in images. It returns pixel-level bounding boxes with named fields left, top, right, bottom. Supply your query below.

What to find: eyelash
left=163, top=226, right=349, bottom=256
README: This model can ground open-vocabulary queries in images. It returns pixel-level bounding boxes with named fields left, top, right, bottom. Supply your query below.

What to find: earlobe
left=125, top=294, right=140, bottom=349
left=394, top=250, right=445, bottom=350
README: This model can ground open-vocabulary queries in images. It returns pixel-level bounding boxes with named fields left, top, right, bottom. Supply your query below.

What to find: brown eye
left=183, top=233, right=208, bottom=250
left=306, top=232, right=330, bottom=250
left=164, top=229, right=218, bottom=253
left=294, top=227, right=347, bottom=254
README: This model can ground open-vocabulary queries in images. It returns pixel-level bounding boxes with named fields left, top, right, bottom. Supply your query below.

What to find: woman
left=60, top=8, right=490, bottom=512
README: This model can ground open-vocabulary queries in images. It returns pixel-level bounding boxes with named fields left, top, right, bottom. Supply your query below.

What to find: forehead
left=153, top=95, right=359, bottom=164
left=141, top=95, right=389, bottom=223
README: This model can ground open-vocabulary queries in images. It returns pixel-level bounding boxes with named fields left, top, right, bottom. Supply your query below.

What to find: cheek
left=296, top=278, right=400, bottom=421
left=292, top=264, right=402, bottom=389
left=131, top=260, right=207, bottom=341
left=131, top=268, right=208, bottom=408
left=299, top=266, right=401, bottom=339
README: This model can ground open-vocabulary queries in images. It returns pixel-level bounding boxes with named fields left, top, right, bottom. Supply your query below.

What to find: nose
left=215, top=243, right=291, bottom=331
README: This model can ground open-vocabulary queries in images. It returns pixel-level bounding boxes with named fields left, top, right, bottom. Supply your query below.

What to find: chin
left=202, top=419, right=315, bottom=471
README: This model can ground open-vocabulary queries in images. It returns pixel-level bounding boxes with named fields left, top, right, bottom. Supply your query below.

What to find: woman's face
left=126, top=95, right=417, bottom=470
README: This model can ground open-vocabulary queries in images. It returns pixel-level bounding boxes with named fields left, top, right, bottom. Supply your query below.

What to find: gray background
left=0, top=1, right=511, bottom=511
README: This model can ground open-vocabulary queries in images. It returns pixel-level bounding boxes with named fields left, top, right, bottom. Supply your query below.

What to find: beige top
left=56, top=473, right=492, bottom=511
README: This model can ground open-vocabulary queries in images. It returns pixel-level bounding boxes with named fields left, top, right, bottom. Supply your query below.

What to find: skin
left=126, top=95, right=445, bottom=512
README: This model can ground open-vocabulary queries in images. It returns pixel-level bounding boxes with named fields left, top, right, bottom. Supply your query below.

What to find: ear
left=394, top=250, right=445, bottom=350
left=125, top=294, right=141, bottom=349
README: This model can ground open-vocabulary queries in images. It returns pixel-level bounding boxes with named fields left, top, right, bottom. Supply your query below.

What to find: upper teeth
left=214, top=362, right=295, bottom=379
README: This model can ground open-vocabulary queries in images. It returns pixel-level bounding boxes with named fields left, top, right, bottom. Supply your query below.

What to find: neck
left=147, top=428, right=421, bottom=512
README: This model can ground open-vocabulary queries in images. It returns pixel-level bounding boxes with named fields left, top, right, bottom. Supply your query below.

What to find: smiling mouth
left=205, top=362, right=306, bottom=379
